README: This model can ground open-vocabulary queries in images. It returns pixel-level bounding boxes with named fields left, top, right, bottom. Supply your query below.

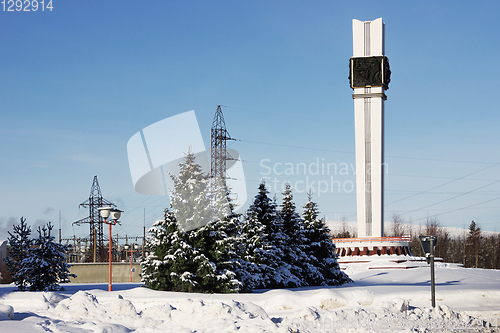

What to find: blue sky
left=1, top=0, right=499, bottom=242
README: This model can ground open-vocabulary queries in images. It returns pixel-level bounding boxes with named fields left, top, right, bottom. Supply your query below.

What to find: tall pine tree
left=18, top=222, right=75, bottom=291
left=169, top=151, right=212, bottom=232
left=241, top=181, right=300, bottom=288
left=301, top=192, right=351, bottom=286
left=465, top=220, right=482, bottom=268
left=4, top=217, right=32, bottom=291
left=142, top=151, right=239, bottom=293
left=278, top=184, right=307, bottom=287
left=185, top=163, right=240, bottom=293
left=235, top=207, right=266, bottom=290
left=237, top=182, right=278, bottom=290
left=142, top=208, right=225, bottom=292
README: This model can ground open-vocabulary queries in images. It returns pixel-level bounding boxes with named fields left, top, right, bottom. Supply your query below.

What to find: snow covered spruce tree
left=141, top=208, right=218, bottom=292
left=169, top=152, right=213, bottom=232
left=278, top=184, right=309, bottom=287
left=234, top=208, right=266, bottom=291
left=18, top=222, right=75, bottom=291
left=187, top=184, right=241, bottom=293
left=4, top=217, right=32, bottom=291
left=239, top=181, right=304, bottom=289
left=236, top=182, right=276, bottom=290
left=301, top=192, right=351, bottom=286
left=142, top=151, right=239, bottom=293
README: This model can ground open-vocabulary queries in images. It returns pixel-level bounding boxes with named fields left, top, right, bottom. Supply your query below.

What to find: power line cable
left=386, top=163, right=500, bottom=206
left=410, top=195, right=500, bottom=223
left=237, top=138, right=499, bottom=165
left=238, top=139, right=353, bottom=155
left=224, top=105, right=500, bottom=141
left=223, top=105, right=351, bottom=126
left=389, top=173, right=500, bottom=182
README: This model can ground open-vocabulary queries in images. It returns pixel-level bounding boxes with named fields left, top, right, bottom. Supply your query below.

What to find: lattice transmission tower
left=73, top=175, right=115, bottom=262
left=211, top=105, right=235, bottom=192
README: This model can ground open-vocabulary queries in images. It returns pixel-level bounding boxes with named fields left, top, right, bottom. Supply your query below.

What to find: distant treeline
left=332, top=216, right=500, bottom=270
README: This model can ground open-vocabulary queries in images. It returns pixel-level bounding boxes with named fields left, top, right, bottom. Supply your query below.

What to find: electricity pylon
left=73, top=175, right=115, bottom=262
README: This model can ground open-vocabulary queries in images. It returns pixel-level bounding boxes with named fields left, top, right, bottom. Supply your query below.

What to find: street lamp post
left=419, top=235, right=437, bottom=308
left=98, top=206, right=123, bottom=292
left=124, top=243, right=139, bottom=283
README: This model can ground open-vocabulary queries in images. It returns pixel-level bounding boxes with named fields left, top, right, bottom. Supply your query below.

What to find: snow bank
left=34, top=290, right=496, bottom=332
left=0, top=304, right=13, bottom=320
left=46, top=292, right=278, bottom=332
left=0, top=263, right=498, bottom=332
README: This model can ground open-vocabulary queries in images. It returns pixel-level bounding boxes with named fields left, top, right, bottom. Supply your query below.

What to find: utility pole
left=93, top=231, right=97, bottom=263
left=210, top=105, right=235, bottom=194
left=73, top=176, right=116, bottom=262
left=143, top=208, right=146, bottom=259
left=59, top=210, right=62, bottom=243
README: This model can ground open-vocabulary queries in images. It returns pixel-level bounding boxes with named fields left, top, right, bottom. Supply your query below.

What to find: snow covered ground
left=0, top=257, right=499, bottom=332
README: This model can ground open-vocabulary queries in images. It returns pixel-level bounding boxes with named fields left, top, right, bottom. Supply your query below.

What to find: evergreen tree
left=242, top=181, right=300, bottom=288
left=235, top=207, right=267, bottom=290
left=278, top=184, right=307, bottom=287
left=187, top=220, right=239, bottom=293
left=301, top=192, right=325, bottom=285
left=4, top=217, right=32, bottom=291
left=18, top=222, right=75, bottom=291
left=186, top=185, right=241, bottom=293
left=142, top=209, right=220, bottom=292
left=142, top=152, right=240, bottom=293
left=465, top=221, right=482, bottom=268
left=169, top=151, right=212, bottom=232
left=237, top=182, right=284, bottom=290
left=301, top=192, right=352, bottom=286
left=207, top=187, right=242, bottom=290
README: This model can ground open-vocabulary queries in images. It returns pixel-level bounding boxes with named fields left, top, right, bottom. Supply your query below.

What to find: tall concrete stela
left=351, top=18, right=388, bottom=237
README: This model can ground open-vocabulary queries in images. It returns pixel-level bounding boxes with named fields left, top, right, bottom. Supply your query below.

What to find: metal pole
left=59, top=210, right=62, bottom=243
left=129, top=249, right=133, bottom=282
left=143, top=208, right=146, bottom=259
left=108, top=221, right=112, bottom=292
left=93, top=230, right=97, bottom=263
left=430, top=237, right=435, bottom=308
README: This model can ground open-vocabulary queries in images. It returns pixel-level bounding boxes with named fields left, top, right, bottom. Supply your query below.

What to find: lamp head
left=110, top=208, right=123, bottom=221
left=98, top=206, right=113, bottom=219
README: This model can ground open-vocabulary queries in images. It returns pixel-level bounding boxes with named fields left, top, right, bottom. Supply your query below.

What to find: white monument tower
left=350, top=18, right=390, bottom=238
left=333, top=18, right=411, bottom=258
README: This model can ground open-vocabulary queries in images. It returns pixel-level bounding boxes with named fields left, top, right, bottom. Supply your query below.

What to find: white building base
left=332, top=236, right=411, bottom=257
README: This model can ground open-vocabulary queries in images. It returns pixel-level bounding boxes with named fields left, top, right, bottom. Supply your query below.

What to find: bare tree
left=391, top=213, right=406, bottom=237
left=334, top=217, right=353, bottom=238
left=425, top=216, right=440, bottom=236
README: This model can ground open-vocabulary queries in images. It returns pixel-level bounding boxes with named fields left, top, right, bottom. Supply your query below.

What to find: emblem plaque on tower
left=349, top=56, right=391, bottom=90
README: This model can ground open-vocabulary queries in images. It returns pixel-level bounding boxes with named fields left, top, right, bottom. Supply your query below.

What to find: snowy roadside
left=0, top=261, right=499, bottom=332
